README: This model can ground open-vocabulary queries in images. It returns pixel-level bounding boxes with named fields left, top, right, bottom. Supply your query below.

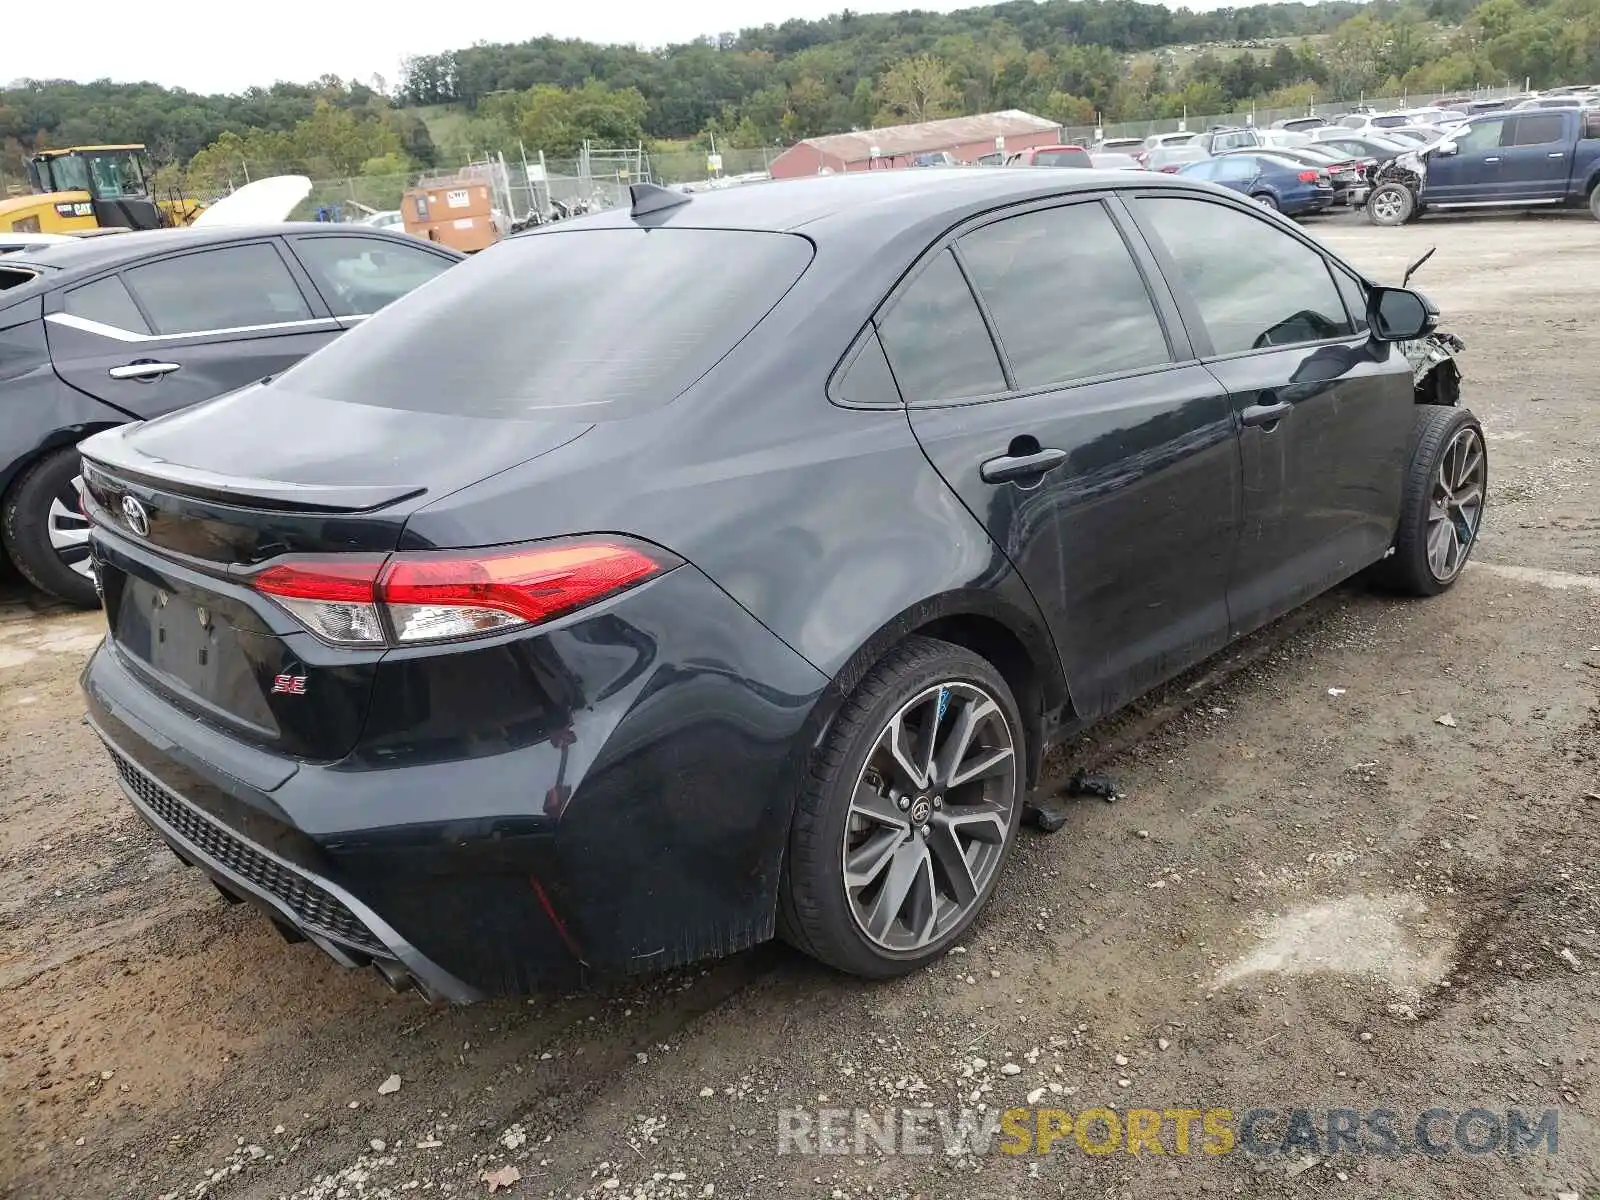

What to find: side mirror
left=1369, top=286, right=1436, bottom=341
left=1432, top=140, right=1458, bottom=157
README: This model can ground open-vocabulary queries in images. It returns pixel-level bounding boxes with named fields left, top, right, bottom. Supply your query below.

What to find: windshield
left=279, top=227, right=815, bottom=419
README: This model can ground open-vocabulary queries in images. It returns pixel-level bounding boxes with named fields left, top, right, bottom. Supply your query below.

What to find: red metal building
left=768, top=111, right=1065, bottom=179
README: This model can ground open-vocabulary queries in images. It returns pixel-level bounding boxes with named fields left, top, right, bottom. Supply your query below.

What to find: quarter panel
left=0, top=309, right=133, bottom=494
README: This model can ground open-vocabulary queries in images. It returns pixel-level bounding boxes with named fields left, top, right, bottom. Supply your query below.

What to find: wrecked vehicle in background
left=1390, top=246, right=1465, bottom=406
left=1367, top=106, right=1600, bottom=225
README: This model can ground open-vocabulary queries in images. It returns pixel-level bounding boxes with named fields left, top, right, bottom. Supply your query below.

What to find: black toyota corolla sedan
left=77, top=170, right=1481, bottom=1001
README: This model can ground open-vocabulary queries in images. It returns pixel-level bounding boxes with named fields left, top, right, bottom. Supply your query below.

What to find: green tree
left=875, top=55, right=958, bottom=124
left=512, top=81, right=649, bottom=155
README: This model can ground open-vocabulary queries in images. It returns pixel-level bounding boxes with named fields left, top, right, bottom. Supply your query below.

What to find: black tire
left=1367, top=182, right=1415, bottom=227
left=778, top=636, right=1025, bottom=978
left=1370, top=405, right=1486, bottom=597
left=1, top=447, right=98, bottom=608
left=1589, top=183, right=1600, bottom=222
left=1251, top=192, right=1280, bottom=211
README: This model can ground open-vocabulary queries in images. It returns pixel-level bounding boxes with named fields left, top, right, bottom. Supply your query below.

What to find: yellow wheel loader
left=0, top=145, right=204, bottom=233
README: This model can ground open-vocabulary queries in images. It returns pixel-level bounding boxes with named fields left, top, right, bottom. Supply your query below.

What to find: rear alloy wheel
left=1252, top=192, right=1280, bottom=211
left=1372, top=405, right=1486, bottom=597
left=1, top=447, right=99, bottom=607
left=1367, top=182, right=1415, bottom=226
left=1589, top=184, right=1600, bottom=222
left=779, top=637, right=1023, bottom=977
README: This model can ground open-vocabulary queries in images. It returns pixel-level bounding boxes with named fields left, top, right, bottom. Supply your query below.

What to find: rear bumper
left=1284, top=193, right=1334, bottom=215
left=82, top=562, right=829, bottom=999
left=95, top=722, right=482, bottom=1003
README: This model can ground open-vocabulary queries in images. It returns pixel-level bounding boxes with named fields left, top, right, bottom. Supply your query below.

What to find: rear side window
left=1215, top=157, right=1257, bottom=181
left=1138, top=197, right=1353, bottom=355
left=292, top=236, right=453, bottom=317
left=1034, top=150, right=1088, bottom=168
left=877, top=250, right=1005, bottom=404
left=64, top=276, right=151, bottom=335
left=123, top=244, right=313, bottom=335
left=1508, top=113, right=1567, bottom=146
left=835, top=331, right=902, bottom=408
left=280, top=227, right=813, bottom=418
left=958, top=202, right=1169, bottom=390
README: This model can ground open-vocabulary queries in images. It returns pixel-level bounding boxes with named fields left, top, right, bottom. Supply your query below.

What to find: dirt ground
left=2, top=212, right=1598, bottom=1200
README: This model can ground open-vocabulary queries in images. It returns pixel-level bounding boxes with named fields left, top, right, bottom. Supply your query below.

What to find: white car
left=1257, top=128, right=1313, bottom=149
left=0, top=231, right=74, bottom=256
left=361, top=210, right=407, bottom=232
left=1337, top=107, right=1465, bottom=135
left=1141, top=131, right=1197, bottom=151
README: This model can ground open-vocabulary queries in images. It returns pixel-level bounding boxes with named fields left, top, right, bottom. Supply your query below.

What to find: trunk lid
left=81, top=384, right=592, bottom=760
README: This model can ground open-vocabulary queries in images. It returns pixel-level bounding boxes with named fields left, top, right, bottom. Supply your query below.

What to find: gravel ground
left=2, top=212, right=1598, bottom=1200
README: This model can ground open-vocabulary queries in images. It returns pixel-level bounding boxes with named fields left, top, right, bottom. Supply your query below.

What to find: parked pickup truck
left=1366, top=106, right=1600, bottom=225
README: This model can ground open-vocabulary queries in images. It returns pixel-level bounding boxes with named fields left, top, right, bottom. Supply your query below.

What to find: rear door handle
left=1548, top=152, right=1566, bottom=159
left=109, top=361, right=181, bottom=381
left=980, top=447, right=1068, bottom=484
left=1483, top=156, right=1500, bottom=164
left=1240, top=399, right=1293, bottom=429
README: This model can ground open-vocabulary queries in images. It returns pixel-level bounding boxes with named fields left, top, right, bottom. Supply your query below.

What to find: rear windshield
left=1035, top=150, right=1089, bottom=167
left=278, top=226, right=814, bottom=419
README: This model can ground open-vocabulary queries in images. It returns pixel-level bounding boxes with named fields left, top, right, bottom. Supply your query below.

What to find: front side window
left=122, top=244, right=313, bottom=336
left=1331, top=268, right=1370, bottom=334
left=292, top=236, right=453, bottom=317
left=1138, top=197, right=1353, bottom=355
left=87, top=152, right=147, bottom=200
left=877, top=249, right=1005, bottom=404
left=958, top=202, right=1169, bottom=390
left=64, top=276, right=151, bottom=335
left=1452, top=119, right=1506, bottom=153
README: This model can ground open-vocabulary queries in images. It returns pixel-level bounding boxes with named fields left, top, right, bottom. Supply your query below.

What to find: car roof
left=552, top=169, right=1200, bottom=241
left=6, top=223, right=458, bottom=277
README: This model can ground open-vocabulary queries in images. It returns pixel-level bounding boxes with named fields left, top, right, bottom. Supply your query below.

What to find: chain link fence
left=191, top=83, right=1524, bottom=227
left=1060, top=85, right=1521, bottom=144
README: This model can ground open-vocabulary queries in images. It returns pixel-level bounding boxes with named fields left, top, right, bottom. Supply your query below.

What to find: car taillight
left=1297, top=169, right=1320, bottom=182
left=253, top=540, right=672, bottom=647
left=255, top=557, right=389, bottom=646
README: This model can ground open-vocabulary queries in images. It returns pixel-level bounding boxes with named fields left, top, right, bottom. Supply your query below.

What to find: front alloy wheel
left=843, top=682, right=1017, bottom=952
left=1372, top=404, right=1486, bottom=597
left=1367, top=182, right=1415, bottom=226
left=1425, top=425, right=1485, bottom=584
left=779, top=636, right=1025, bottom=977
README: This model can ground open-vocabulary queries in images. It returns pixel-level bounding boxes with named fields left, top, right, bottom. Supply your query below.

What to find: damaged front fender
left=1377, top=150, right=1427, bottom=199
left=1401, top=330, right=1465, bottom=405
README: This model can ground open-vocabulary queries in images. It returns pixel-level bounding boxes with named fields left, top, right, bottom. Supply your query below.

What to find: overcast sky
left=22, top=2, right=1027, bottom=96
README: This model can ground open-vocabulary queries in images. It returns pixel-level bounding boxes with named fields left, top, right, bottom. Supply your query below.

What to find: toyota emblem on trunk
left=121, top=495, right=149, bottom=537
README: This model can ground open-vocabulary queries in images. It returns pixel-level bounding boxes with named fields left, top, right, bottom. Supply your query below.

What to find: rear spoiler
left=81, top=426, right=424, bottom=513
